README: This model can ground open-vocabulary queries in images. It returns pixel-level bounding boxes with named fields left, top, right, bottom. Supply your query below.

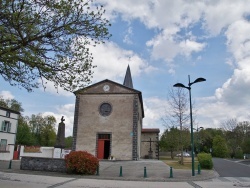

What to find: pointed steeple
left=123, top=65, right=133, bottom=89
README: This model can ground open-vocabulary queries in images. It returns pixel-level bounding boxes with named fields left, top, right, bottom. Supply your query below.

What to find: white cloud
left=89, top=41, right=156, bottom=83
left=123, top=26, right=133, bottom=44
left=0, top=91, right=14, bottom=99
left=143, top=97, right=169, bottom=133
left=146, top=30, right=206, bottom=63
left=43, top=103, right=75, bottom=137
left=226, top=20, right=250, bottom=62
left=203, top=1, right=250, bottom=35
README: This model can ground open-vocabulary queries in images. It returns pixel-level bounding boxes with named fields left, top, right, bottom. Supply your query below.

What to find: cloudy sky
left=1, top=0, right=250, bottom=136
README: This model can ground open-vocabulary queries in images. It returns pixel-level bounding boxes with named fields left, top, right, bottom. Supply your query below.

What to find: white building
left=0, top=106, right=20, bottom=160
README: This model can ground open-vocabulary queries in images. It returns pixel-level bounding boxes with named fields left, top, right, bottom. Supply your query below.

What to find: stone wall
left=20, top=157, right=66, bottom=172
left=141, top=131, right=159, bottom=159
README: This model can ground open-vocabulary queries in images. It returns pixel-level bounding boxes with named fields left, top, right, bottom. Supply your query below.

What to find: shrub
left=234, top=148, right=244, bottom=159
left=65, top=151, right=99, bottom=175
left=197, top=153, right=213, bottom=169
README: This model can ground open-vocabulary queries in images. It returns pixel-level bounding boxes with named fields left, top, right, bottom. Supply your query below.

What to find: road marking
left=187, top=181, right=203, bottom=188
left=47, top=178, right=78, bottom=188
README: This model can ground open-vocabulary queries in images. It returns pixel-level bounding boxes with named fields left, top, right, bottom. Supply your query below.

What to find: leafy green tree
left=16, top=116, right=33, bottom=145
left=0, top=0, right=111, bottom=92
left=212, top=135, right=229, bottom=158
left=29, top=114, right=57, bottom=146
left=221, top=120, right=250, bottom=158
left=160, top=127, right=179, bottom=159
left=242, top=137, right=250, bottom=154
left=199, top=128, right=223, bottom=153
left=160, top=127, right=190, bottom=159
left=40, top=124, right=56, bottom=146
left=65, top=136, right=73, bottom=149
left=0, top=96, right=24, bottom=112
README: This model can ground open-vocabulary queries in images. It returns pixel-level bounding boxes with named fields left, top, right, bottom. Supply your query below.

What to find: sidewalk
left=0, top=160, right=217, bottom=182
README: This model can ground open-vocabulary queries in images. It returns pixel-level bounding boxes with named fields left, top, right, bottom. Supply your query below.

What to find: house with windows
left=0, top=106, right=20, bottom=160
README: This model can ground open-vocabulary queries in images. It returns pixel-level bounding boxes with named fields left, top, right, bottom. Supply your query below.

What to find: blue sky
left=1, top=1, right=250, bottom=136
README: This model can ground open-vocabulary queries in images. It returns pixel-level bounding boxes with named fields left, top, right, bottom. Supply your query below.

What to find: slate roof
left=123, top=65, right=133, bottom=89
left=142, top=128, right=160, bottom=133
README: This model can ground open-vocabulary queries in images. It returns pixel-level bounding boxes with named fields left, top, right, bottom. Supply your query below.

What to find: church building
left=72, top=66, right=159, bottom=160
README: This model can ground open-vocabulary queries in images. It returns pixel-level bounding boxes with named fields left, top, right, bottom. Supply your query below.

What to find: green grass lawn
left=160, top=156, right=199, bottom=169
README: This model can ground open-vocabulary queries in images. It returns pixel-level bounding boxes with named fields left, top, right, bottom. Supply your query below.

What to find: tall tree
left=221, top=118, right=237, bottom=131
left=162, top=87, right=190, bottom=164
left=65, top=136, right=73, bottom=149
left=0, top=0, right=111, bottom=92
left=16, top=116, right=33, bottom=145
left=221, top=119, right=249, bottom=158
left=29, top=114, right=57, bottom=146
left=212, top=135, right=229, bottom=158
left=160, top=127, right=180, bottom=159
left=0, top=96, right=24, bottom=112
left=199, top=128, right=223, bottom=153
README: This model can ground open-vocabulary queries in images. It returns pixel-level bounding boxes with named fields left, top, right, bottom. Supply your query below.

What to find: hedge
left=197, top=153, right=213, bottom=169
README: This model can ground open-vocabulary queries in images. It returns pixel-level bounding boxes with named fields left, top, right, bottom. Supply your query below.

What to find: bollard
left=198, top=163, right=201, bottom=175
left=96, top=165, right=99, bottom=176
left=144, top=167, right=147, bottom=178
left=8, top=160, right=12, bottom=169
left=169, top=167, right=173, bottom=178
left=119, top=166, right=123, bottom=177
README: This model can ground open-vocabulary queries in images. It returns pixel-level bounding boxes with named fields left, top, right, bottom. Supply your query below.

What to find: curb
left=0, top=168, right=217, bottom=182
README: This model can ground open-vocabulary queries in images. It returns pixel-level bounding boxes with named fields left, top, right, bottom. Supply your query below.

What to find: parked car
left=176, top=152, right=190, bottom=157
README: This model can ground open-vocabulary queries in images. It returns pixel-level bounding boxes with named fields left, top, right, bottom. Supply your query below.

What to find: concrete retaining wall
left=0, top=145, right=14, bottom=160
left=20, top=146, right=54, bottom=158
left=20, top=157, right=66, bottom=172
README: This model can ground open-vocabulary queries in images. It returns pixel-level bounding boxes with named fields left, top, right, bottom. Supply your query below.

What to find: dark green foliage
left=212, top=135, right=229, bottom=158
left=29, top=114, right=57, bottom=146
left=65, top=136, right=73, bottom=149
left=242, top=137, right=250, bottom=154
left=197, top=153, right=213, bottom=169
left=234, top=148, right=244, bottom=159
left=16, top=116, right=33, bottom=145
left=0, top=97, right=24, bottom=112
left=160, top=127, right=190, bottom=159
left=0, top=0, right=111, bottom=92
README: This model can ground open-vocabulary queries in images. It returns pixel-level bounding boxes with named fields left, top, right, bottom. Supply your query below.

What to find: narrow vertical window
left=6, top=111, right=10, bottom=118
left=0, top=139, right=7, bottom=151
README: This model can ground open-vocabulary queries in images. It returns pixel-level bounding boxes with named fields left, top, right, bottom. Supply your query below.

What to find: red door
left=97, top=140, right=105, bottom=159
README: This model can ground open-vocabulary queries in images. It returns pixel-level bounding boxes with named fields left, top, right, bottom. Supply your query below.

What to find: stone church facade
left=72, top=66, right=159, bottom=160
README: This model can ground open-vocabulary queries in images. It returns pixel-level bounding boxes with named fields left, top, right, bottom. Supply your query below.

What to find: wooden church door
left=97, top=134, right=111, bottom=159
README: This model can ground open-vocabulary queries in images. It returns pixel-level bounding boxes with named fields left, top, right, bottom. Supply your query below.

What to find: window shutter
left=8, top=123, right=11, bottom=132
left=1, top=121, right=4, bottom=131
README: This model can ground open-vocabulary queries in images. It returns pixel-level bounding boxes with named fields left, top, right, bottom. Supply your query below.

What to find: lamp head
left=173, top=83, right=189, bottom=89
left=190, top=77, right=206, bottom=86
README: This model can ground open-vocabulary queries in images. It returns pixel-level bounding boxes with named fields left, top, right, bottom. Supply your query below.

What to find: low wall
left=0, top=145, right=14, bottom=161
left=21, top=157, right=66, bottom=173
left=20, top=146, right=54, bottom=158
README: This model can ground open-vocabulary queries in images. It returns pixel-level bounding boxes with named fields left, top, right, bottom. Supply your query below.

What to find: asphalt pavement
left=213, top=158, right=250, bottom=177
left=0, top=159, right=217, bottom=182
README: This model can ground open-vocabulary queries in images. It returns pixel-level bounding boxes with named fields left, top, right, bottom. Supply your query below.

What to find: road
left=1, top=159, right=250, bottom=187
left=1, top=172, right=250, bottom=188
left=213, top=158, right=250, bottom=177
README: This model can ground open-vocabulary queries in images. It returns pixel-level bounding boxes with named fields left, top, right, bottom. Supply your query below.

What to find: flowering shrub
left=65, top=151, right=99, bottom=175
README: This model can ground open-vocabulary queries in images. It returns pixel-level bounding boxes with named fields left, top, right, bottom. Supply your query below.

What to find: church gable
left=74, top=79, right=140, bottom=95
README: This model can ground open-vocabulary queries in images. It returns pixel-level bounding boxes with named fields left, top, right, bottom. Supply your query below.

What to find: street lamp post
left=173, top=75, right=206, bottom=176
left=194, top=126, right=203, bottom=153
